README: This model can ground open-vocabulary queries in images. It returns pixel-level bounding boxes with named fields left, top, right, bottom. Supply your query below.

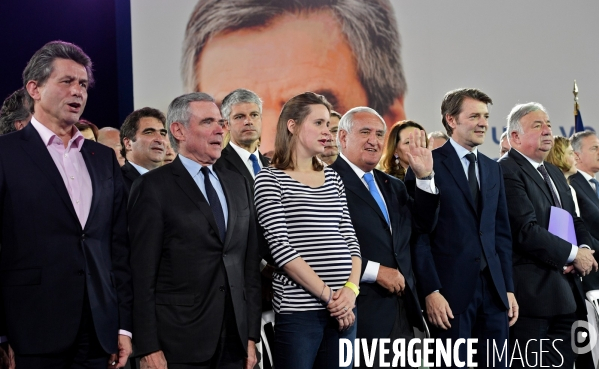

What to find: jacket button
left=219, top=286, right=225, bottom=292
left=479, top=232, right=483, bottom=236
left=77, top=269, right=85, bottom=276
left=81, top=234, right=86, bottom=240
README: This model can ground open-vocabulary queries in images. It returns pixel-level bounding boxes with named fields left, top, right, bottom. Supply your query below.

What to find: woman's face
left=293, top=104, right=331, bottom=158
left=394, top=126, right=418, bottom=168
left=565, top=144, right=577, bottom=176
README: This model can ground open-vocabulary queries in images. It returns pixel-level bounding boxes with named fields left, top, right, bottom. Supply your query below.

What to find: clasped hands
left=325, top=285, right=357, bottom=331
left=563, top=247, right=598, bottom=276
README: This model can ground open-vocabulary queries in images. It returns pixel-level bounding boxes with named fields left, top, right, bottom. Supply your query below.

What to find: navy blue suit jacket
left=0, top=123, right=132, bottom=354
left=406, top=141, right=513, bottom=315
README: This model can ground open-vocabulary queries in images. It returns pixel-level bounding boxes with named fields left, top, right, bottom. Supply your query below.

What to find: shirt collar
left=178, top=153, right=216, bottom=178
left=512, top=148, right=544, bottom=169
left=449, top=137, right=478, bottom=160
left=128, top=161, right=149, bottom=175
left=339, top=152, right=371, bottom=179
left=578, top=170, right=595, bottom=182
left=30, top=116, right=85, bottom=151
left=229, top=141, right=260, bottom=163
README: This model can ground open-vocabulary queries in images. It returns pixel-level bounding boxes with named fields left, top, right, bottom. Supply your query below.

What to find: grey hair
left=428, top=130, right=449, bottom=141
left=336, top=106, right=385, bottom=153
left=500, top=130, right=508, bottom=141
left=22, top=41, right=94, bottom=107
left=166, top=92, right=215, bottom=150
left=571, top=130, right=597, bottom=153
left=220, top=88, right=262, bottom=121
left=182, top=0, right=406, bottom=116
left=0, top=88, right=32, bottom=135
left=506, top=102, right=548, bottom=140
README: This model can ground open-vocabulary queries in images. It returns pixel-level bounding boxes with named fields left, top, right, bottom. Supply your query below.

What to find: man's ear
left=337, top=129, right=348, bottom=151
left=445, top=114, right=457, bottom=131
left=382, top=96, right=406, bottom=130
left=26, top=80, right=40, bottom=101
left=509, top=130, right=520, bottom=147
left=170, top=121, right=186, bottom=143
left=123, top=136, right=133, bottom=152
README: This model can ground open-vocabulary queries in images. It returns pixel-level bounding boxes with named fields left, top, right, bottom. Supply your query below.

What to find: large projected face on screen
left=182, top=0, right=406, bottom=154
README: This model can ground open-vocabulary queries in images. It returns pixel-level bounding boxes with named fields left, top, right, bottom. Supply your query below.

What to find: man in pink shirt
left=0, top=41, right=132, bottom=369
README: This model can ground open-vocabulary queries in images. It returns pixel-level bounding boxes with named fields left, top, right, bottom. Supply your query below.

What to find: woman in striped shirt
left=254, top=92, right=361, bottom=368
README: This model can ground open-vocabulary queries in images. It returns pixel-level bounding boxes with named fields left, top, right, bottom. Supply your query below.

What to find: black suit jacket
left=214, top=143, right=271, bottom=260
left=121, top=160, right=141, bottom=195
left=499, top=149, right=592, bottom=317
left=128, top=156, right=261, bottom=363
left=0, top=123, right=132, bottom=354
left=407, top=141, right=514, bottom=315
left=330, top=157, right=439, bottom=338
left=569, top=171, right=599, bottom=291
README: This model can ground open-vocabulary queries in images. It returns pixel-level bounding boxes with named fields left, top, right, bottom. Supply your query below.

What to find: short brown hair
left=546, top=136, right=572, bottom=173
left=271, top=92, right=332, bottom=171
left=441, top=88, right=492, bottom=136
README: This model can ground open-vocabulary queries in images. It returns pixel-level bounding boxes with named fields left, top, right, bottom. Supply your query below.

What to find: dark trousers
left=356, top=296, right=416, bottom=368
left=274, top=308, right=357, bottom=369
left=14, top=289, right=109, bottom=369
left=509, top=313, right=577, bottom=369
left=169, top=289, right=246, bottom=369
left=430, top=268, right=509, bottom=369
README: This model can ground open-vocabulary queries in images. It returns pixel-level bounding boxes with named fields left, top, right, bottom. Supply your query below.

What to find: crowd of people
left=1, top=39, right=599, bottom=369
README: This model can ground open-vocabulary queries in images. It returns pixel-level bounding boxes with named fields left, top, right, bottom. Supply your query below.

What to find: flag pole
left=573, top=80, right=579, bottom=115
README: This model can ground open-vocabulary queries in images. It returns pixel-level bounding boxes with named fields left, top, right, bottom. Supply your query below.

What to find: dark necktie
left=465, top=153, right=480, bottom=211
left=200, top=166, right=226, bottom=242
left=363, top=172, right=390, bottom=224
left=537, top=164, right=562, bottom=208
left=590, top=178, right=599, bottom=199
left=248, top=154, right=261, bottom=176
left=465, top=153, right=487, bottom=270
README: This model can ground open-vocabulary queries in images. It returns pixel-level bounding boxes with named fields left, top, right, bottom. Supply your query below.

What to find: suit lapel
left=509, top=150, right=554, bottom=205
left=171, top=157, right=222, bottom=242
left=215, top=167, right=238, bottom=251
left=375, top=170, right=397, bottom=228
left=122, top=161, right=141, bottom=183
left=478, top=154, right=491, bottom=212
left=19, top=124, right=79, bottom=223
left=439, top=143, right=477, bottom=213
left=222, top=144, right=254, bottom=185
left=259, top=152, right=270, bottom=167
left=572, top=172, right=599, bottom=207
left=332, top=158, right=387, bottom=224
left=80, top=142, right=99, bottom=229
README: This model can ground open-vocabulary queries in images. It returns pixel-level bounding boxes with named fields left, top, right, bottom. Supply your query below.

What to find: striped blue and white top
left=254, top=166, right=361, bottom=313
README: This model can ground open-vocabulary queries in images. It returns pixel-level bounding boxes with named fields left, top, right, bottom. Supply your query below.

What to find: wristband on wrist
left=344, top=281, right=360, bottom=296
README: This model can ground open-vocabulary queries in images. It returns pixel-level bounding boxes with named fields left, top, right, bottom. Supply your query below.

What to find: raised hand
left=406, top=129, right=433, bottom=179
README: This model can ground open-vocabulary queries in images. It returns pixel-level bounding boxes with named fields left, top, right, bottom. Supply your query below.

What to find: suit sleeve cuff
left=361, top=261, right=380, bottom=283
left=567, top=245, right=578, bottom=264
left=119, top=330, right=132, bottom=339
left=415, top=177, right=438, bottom=194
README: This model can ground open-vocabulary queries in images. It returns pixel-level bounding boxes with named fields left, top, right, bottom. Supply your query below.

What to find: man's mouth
left=318, top=139, right=327, bottom=145
left=365, top=148, right=377, bottom=152
left=67, top=102, right=81, bottom=111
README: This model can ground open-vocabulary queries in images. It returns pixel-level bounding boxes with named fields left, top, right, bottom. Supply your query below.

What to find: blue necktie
left=590, top=178, right=599, bottom=199
left=200, top=166, right=226, bottom=242
left=363, top=172, right=389, bottom=224
left=249, top=154, right=261, bottom=176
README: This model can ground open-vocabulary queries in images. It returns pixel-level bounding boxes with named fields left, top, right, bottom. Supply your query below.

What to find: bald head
left=98, top=127, right=125, bottom=166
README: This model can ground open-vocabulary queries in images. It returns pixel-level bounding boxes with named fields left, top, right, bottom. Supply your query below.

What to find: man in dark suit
left=0, top=41, right=132, bottom=368
left=499, top=102, right=597, bottom=368
left=571, top=130, right=599, bottom=291
left=330, top=107, right=439, bottom=367
left=406, top=88, right=517, bottom=368
left=119, top=107, right=168, bottom=193
left=128, top=92, right=261, bottom=369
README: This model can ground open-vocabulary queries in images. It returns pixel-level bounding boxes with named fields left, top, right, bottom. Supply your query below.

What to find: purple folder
left=548, top=206, right=578, bottom=245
